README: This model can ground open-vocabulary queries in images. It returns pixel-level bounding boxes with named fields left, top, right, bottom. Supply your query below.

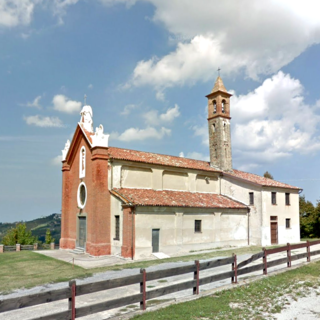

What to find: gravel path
left=275, top=291, right=320, bottom=320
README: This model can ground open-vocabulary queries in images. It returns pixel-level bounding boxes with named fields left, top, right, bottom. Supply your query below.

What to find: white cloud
left=186, top=152, right=209, bottom=161
left=88, top=83, right=93, bottom=89
left=144, top=104, right=180, bottom=126
left=192, top=125, right=208, bottom=146
left=121, top=104, right=136, bottom=116
left=112, top=126, right=171, bottom=142
left=231, top=71, right=320, bottom=166
left=51, top=155, right=62, bottom=165
left=0, top=0, right=36, bottom=27
left=22, top=95, right=42, bottom=109
left=0, top=0, right=79, bottom=28
left=50, top=0, right=79, bottom=25
left=52, top=94, right=82, bottom=114
left=98, top=0, right=136, bottom=8
left=125, top=0, right=320, bottom=92
left=24, top=115, right=63, bottom=127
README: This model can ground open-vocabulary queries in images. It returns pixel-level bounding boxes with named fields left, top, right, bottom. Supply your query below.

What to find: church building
left=59, top=77, right=300, bottom=259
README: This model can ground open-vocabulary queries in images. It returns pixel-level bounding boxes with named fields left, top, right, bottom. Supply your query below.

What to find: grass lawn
left=0, top=251, right=92, bottom=293
left=132, top=260, right=320, bottom=320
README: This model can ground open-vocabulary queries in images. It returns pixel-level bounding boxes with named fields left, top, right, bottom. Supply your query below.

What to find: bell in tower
left=206, top=76, right=233, bottom=172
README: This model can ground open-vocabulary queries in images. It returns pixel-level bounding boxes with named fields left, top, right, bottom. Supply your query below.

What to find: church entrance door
left=78, top=217, right=87, bottom=248
left=152, top=229, right=160, bottom=253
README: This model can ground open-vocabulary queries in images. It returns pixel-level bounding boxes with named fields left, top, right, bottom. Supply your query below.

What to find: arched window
left=212, top=123, right=216, bottom=133
left=79, top=146, right=86, bottom=178
left=222, top=100, right=226, bottom=113
left=213, top=100, right=217, bottom=113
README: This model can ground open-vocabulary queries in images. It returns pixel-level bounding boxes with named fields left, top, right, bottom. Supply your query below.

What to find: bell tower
left=206, top=76, right=233, bottom=171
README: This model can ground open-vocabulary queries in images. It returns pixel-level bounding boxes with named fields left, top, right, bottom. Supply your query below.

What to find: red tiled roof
left=80, top=127, right=299, bottom=190
left=226, top=169, right=300, bottom=190
left=107, top=147, right=222, bottom=173
left=111, top=188, right=247, bottom=209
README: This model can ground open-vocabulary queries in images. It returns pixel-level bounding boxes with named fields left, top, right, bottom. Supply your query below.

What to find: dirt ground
left=275, top=290, right=320, bottom=320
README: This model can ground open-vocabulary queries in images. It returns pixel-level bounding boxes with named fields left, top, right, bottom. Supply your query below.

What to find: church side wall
left=134, top=207, right=248, bottom=259
left=221, top=177, right=262, bottom=245
left=261, top=189, right=300, bottom=246
left=112, top=161, right=220, bottom=193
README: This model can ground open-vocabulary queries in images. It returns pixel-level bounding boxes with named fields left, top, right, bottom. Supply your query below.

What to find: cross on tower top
left=217, top=68, right=221, bottom=77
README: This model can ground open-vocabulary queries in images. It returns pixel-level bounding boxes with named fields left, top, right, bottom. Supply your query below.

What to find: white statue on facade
left=92, top=124, right=109, bottom=148
left=80, top=105, right=93, bottom=133
left=61, top=139, right=70, bottom=161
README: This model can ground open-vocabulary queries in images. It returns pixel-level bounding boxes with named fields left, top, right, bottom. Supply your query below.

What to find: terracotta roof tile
left=107, top=147, right=221, bottom=173
left=112, top=188, right=247, bottom=209
left=80, top=126, right=299, bottom=190
left=226, top=169, right=300, bottom=190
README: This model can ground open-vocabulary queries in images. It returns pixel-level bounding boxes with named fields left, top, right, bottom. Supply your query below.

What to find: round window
left=77, top=182, right=87, bottom=209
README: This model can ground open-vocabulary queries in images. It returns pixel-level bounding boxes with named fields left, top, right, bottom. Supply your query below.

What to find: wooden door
left=78, top=217, right=87, bottom=248
left=152, top=229, right=160, bottom=253
left=270, top=222, right=278, bottom=244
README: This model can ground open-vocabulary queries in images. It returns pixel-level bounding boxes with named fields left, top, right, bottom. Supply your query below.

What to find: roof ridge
left=108, top=146, right=210, bottom=164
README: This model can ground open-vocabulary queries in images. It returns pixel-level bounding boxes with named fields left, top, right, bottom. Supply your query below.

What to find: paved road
left=1, top=245, right=319, bottom=320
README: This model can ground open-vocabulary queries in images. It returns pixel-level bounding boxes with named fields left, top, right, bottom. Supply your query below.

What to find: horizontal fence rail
left=1, top=240, right=320, bottom=320
left=0, top=243, right=58, bottom=253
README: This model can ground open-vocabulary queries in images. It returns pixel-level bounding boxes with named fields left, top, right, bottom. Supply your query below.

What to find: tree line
left=299, top=195, right=320, bottom=238
left=1, top=223, right=55, bottom=245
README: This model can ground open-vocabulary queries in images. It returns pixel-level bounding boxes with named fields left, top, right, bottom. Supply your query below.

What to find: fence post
left=33, top=243, right=38, bottom=251
left=232, top=254, right=238, bottom=284
left=287, top=243, right=291, bottom=268
left=140, top=269, right=146, bottom=310
left=263, top=248, right=267, bottom=275
left=68, top=280, right=76, bottom=320
left=16, top=244, right=21, bottom=252
left=193, top=260, right=200, bottom=295
left=307, top=241, right=311, bottom=262
left=0, top=245, right=3, bottom=253
left=50, top=242, right=55, bottom=250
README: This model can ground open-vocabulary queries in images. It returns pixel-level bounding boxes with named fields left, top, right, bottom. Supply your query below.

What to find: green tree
left=45, top=229, right=55, bottom=244
left=299, top=195, right=315, bottom=238
left=2, top=223, right=38, bottom=245
left=263, top=171, right=274, bottom=179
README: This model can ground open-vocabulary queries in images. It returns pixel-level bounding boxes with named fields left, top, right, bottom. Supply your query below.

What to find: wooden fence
left=1, top=240, right=320, bottom=320
left=0, top=243, right=58, bottom=253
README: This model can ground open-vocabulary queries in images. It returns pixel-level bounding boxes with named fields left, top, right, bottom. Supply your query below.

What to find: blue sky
left=1, top=0, right=320, bottom=222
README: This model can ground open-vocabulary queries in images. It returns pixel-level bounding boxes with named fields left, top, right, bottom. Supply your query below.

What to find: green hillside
left=0, top=214, right=61, bottom=244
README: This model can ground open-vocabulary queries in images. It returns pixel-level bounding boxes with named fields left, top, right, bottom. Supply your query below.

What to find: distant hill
left=0, top=214, right=61, bottom=244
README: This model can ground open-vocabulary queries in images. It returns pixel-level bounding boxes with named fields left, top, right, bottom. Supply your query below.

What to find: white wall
left=221, top=176, right=262, bottom=245
left=261, top=189, right=300, bottom=246
left=134, top=207, right=248, bottom=259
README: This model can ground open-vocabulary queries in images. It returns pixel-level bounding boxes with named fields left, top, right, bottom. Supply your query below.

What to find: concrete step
left=71, top=247, right=85, bottom=255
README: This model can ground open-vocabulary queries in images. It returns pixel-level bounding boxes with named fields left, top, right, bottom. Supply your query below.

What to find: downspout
left=247, top=208, right=250, bottom=246
left=131, top=206, right=135, bottom=260
left=110, top=159, right=113, bottom=189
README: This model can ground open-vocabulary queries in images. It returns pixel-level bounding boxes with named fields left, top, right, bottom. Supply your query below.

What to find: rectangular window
left=271, top=192, right=277, bottom=205
left=114, top=215, right=120, bottom=240
left=286, top=218, right=291, bottom=229
left=270, top=216, right=278, bottom=221
left=285, top=193, right=290, bottom=206
left=195, top=220, right=202, bottom=233
left=249, top=192, right=254, bottom=205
